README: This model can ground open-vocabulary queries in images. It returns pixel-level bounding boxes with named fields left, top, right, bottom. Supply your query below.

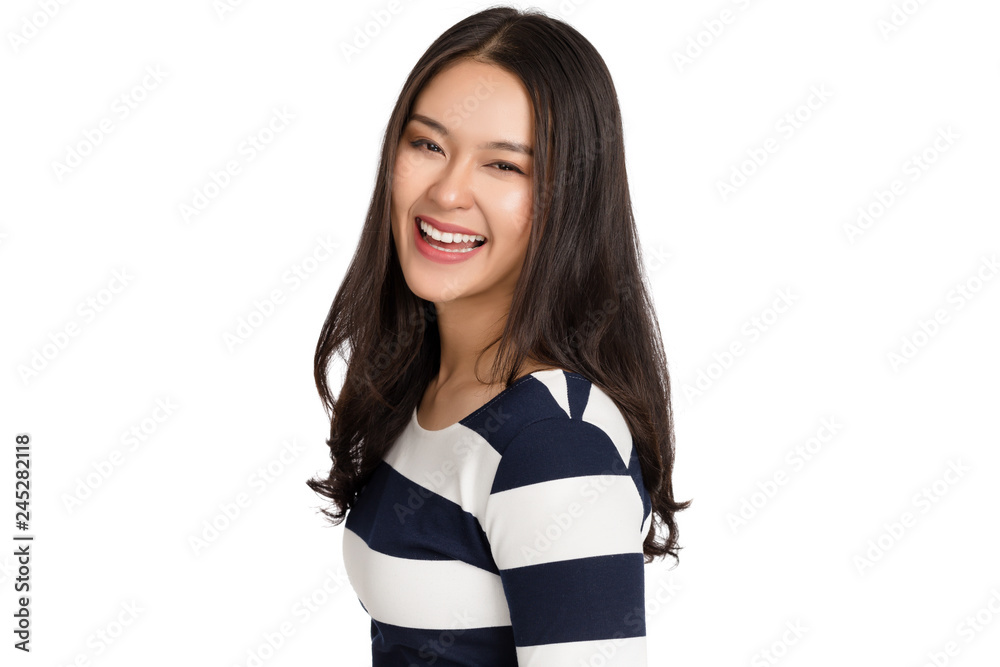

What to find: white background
left=2, top=0, right=998, bottom=665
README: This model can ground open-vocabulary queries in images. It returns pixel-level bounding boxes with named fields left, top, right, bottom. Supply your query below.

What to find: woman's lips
left=412, top=216, right=487, bottom=264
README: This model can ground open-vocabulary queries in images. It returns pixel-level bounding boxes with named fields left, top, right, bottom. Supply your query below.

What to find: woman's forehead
left=409, top=61, right=534, bottom=143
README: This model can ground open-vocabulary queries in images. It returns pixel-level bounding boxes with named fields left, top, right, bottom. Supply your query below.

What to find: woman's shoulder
left=505, top=367, right=628, bottom=437
left=483, top=368, right=635, bottom=477
left=483, top=368, right=651, bottom=534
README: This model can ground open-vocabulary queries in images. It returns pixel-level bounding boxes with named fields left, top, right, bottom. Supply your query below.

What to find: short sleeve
left=482, top=416, right=649, bottom=666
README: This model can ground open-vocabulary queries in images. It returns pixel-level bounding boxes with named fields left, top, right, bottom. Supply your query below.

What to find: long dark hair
left=307, top=5, right=690, bottom=564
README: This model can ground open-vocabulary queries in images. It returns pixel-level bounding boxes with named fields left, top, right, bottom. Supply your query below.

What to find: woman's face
left=390, top=59, right=534, bottom=306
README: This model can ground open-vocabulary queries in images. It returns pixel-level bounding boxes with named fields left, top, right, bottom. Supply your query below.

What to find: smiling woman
left=307, top=6, right=689, bottom=666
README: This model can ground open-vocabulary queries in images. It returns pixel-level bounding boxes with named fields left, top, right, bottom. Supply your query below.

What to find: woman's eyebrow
left=408, top=113, right=533, bottom=157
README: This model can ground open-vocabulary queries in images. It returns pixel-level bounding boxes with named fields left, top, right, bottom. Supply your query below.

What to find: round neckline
left=411, top=368, right=565, bottom=434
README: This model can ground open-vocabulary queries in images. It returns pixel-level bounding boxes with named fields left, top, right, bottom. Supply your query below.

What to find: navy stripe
left=566, top=372, right=592, bottom=419
left=460, top=374, right=574, bottom=455
left=500, top=553, right=646, bottom=647
left=491, top=417, right=631, bottom=493
left=346, top=462, right=499, bottom=574
left=371, top=618, right=517, bottom=667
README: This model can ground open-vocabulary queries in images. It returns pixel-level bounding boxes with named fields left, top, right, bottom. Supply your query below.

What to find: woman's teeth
left=418, top=218, right=486, bottom=253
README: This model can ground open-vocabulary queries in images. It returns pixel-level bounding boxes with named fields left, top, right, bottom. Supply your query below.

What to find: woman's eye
left=493, top=162, right=525, bottom=175
left=410, top=139, right=442, bottom=154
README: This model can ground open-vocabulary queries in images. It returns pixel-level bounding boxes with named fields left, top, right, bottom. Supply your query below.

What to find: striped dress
left=343, top=368, right=652, bottom=666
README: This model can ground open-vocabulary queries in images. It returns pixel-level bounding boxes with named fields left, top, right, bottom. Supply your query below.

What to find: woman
left=307, top=6, right=689, bottom=665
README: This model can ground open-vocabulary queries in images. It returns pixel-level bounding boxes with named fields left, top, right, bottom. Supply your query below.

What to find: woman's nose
left=427, top=161, right=474, bottom=209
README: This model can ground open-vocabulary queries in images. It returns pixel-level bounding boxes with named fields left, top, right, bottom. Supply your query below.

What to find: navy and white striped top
left=343, top=368, right=652, bottom=666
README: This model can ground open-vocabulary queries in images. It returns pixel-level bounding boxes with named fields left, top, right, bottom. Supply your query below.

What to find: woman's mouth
left=415, top=217, right=486, bottom=253
left=412, top=216, right=488, bottom=264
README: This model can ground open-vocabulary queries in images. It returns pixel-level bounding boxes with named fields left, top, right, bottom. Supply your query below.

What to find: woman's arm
left=483, top=416, right=650, bottom=666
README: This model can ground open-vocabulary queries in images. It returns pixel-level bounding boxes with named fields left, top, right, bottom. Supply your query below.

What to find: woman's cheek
left=394, top=146, right=421, bottom=183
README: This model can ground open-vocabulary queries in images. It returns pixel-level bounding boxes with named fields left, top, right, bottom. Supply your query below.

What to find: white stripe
left=641, top=506, right=653, bottom=538
left=516, top=635, right=646, bottom=666
left=385, top=417, right=502, bottom=520
left=532, top=369, right=571, bottom=418
left=342, top=528, right=511, bottom=629
left=484, top=475, right=645, bottom=569
left=581, top=387, right=633, bottom=467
